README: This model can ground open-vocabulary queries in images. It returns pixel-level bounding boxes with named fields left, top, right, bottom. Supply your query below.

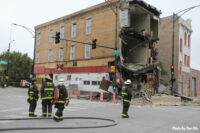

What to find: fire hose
left=0, top=117, right=118, bottom=131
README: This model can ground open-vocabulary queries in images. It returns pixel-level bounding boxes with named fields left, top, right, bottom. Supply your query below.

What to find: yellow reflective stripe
left=29, top=112, right=34, bottom=114
left=54, top=115, right=63, bottom=119
left=44, top=88, right=54, bottom=91
left=41, top=97, right=53, bottom=100
left=56, top=101, right=65, bottom=103
left=48, top=113, right=52, bottom=115
left=66, top=97, right=69, bottom=100
left=42, top=113, right=47, bottom=115
left=29, top=91, right=34, bottom=94
left=123, top=99, right=131, bottom=103
left=122, top=114, right=127, bottom=116
left=121, top=92, right=128, bottom=95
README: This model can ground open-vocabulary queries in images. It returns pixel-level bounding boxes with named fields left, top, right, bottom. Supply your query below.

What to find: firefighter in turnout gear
left=53, top=78, right=69, bottom=122
left=40, top=75, right=55, bottom=117
left=121, top=79, right=132, bottom=118
left=28, top=78, right=39, bottom=117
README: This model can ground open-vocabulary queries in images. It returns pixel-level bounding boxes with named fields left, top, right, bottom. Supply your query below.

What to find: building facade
left=34, top=0, right=161, bottom=93
left=157, top=16, right=192, bottom=96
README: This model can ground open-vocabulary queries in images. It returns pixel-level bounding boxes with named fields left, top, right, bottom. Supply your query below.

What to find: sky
left=0, top=0, right=200, bottom=69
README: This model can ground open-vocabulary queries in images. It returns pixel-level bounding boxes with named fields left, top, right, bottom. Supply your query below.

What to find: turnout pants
left=122, top=101, right=130, bottom=117
left=42, top=99, right=52, bottom=117
left=29, top=100, right=37, bottom=115
left=54, top=103, right=65, bottom=121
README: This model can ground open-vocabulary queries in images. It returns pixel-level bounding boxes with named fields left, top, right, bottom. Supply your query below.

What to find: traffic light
left=55, top=32, right=60, bottom=44
left=111, top=66, right=115, bottom=72
left=92, top=39, right=97, bottom=49
left=171, top=65, right=174, bottom=75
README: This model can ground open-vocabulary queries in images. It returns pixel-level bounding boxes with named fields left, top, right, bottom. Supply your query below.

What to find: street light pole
left=12, top=23, right=35, bottom=77
left=171, top=5, right=200, bottom=95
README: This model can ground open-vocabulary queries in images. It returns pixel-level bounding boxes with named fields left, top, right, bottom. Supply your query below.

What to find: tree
left=0, top=51, right=33, bottom=83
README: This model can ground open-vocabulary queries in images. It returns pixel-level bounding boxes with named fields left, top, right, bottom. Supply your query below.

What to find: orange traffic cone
left=100, top=91, right=103, bottom=102
left=90, top=91, right=93, bottom=101
left=77, top=88, right=80, bottom=99
left=68, top=90, right=70, bottom=97
left=113, top=92, right=116, bottom=103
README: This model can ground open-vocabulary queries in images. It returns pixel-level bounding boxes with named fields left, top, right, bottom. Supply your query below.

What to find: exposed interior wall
left=130, top=7, right=151, bottom=34
left=128, top=41, right=148, bottom=64
left=151, top=17, right=159, bottom=40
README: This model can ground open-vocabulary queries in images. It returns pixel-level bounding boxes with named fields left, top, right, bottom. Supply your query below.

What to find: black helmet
left=32, top=78, right=37, bottom=83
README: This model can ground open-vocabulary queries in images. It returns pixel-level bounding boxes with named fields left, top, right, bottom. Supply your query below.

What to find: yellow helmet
left=125, top=79, right=131, bottom=85
left=59, top=78, right=64, bottom=82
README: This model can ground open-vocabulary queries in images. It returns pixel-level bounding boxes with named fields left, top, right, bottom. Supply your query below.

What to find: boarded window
left=59, top=47, right=64, bottom=61
left=70, top=44, right=76, bottom=60
left=85, top=44, right=90, bottom=58
left=84, top=81, right=90, bottom=85
left=48, top=48, right=52, bottom=62
left=36, top=52, right=40, bottom=64
left=187, top=56, right=190, bottom=66
left=37, top=33, right=40, bottom=45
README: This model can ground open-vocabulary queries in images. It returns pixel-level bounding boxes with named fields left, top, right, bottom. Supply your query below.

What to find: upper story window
left=86, top=18, right=92, bottom=35
left=188, top=35, right=190, bottom=48
left=60, top=26, right=65, bottom=39
left=71, top=22, right=77, bottom=38
left=48, top=48, right=53, bottom=62
left=70, top=44, right=76, bottom=60
left=187, top=56, right=190, bottom=66
left=59, top=46, right=64, bottom=61
left=85, top=44, right=90, bottom=58
left=184, top=32, right=187, bottom=46
left=37, top=33, right=40, bottom=45
left=180, top=38, right=182, bottom=53
left=184, top=55, right=187, bottom=66
left=49, top=29, right=54, bottom=43
left=36, top=51, right=40, bottom=64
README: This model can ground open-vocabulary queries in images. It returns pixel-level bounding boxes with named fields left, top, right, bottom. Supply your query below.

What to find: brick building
left=34, top=0, right=161, bottom=93
left=157, top=16, right=192, bottom=96
left=191, top=69, right=200, bottom=97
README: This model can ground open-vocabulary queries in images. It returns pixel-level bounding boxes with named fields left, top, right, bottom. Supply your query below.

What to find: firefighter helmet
left=125, top=79, right=131, bottom=85
left=45, top=75, right=52, bottom=81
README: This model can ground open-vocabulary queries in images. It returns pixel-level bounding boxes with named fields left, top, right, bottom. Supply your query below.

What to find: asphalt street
left=0, top=87, right=200, bottom=133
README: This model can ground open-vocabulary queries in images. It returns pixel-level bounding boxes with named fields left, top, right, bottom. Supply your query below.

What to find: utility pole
left=114, top=6, right=118, bottom=93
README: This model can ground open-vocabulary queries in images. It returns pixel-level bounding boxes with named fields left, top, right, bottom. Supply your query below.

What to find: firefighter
left=28, top=78, right=39, bottom=117
left=53, top=78, right=69, bottom=122
left=40, top=75, right=55, bottom=117
left=121, top=79, right=132, bottom=118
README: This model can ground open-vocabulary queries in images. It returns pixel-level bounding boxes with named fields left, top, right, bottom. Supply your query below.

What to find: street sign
left=0, top=61, right=8, bottom=65
left=112, top=50, right=121, bottom=56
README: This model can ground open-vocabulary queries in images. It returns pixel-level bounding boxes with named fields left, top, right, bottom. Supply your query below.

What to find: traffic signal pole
left=171, top=13, right=175, bottom=95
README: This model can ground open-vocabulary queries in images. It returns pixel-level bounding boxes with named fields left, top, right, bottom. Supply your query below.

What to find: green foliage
left=158, top=61, right=168, bottom=76
left=0, top=51, right=33, bottom=82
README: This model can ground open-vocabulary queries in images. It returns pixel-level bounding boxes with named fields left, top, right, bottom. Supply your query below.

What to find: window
left=86, top=18, right=92, bottom=35
left=184, top=32, right=187, bottom=46
left=180, top=38, right=182, bottom=52
left=60, top=26, right=65, bottom=39
left=49, top=29, right=54, bottom=42
left=48, top=48, right=53, bottom=62
left=36, top=52, right=40, bottom=63
left=92, top=81, right=98, bottom=85
left=37, top=33, right=40, bottom=45
left=59, top=47, right=64, bottom=61
left=187, top=56, right=190, bottom=66
left=180, top=61, right=182, bottom=74
left=71, top=22, right=77, bottom=38
left=188, top=35, right=190, bottom=48
left=70, top=44, right=76, bottom=60
left=67, top=75, right=71, bottom=80
left=83, top=81, right=90, bottom=85
left=184, top=55, right=187, bottom=66
left=85, top=44, right=90, bottom=58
